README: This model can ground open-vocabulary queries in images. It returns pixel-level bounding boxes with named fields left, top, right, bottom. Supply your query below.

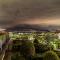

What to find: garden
left=8, top=32, right=60, bottom=60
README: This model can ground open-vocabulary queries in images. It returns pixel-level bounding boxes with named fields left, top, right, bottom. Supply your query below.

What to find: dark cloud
left=7, top=24, right=60, bottom=32
left=0, top=0, right=60, bottom=28
left=1, top=0, right=60, bottom=18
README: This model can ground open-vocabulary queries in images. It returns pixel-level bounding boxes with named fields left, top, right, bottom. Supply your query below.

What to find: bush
left=11, top=52, right=25, bottom=60
left=31, top=54, right=43, bottom=60
left=12, top=40, right=22, bottom=52
left=34, top=43, right=51, bottom=53
left=43, top=51, right=60, bottom=60
left=20, top=40, right=35, bottom=57
left=54, top=50, right=60, bottom=57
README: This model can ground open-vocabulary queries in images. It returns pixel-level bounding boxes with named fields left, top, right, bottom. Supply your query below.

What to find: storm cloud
left=0, top=0, right=60, bottom=28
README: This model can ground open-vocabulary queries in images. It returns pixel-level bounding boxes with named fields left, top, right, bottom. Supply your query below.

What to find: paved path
left=0, top=40, right=12, bottom=60
left=3, top=51, right=11, bottom=60
left=0, top=49, right=6, bottom=60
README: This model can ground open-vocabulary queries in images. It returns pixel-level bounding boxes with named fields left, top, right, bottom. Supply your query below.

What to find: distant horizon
left=6, top=24, right=60, bottom=32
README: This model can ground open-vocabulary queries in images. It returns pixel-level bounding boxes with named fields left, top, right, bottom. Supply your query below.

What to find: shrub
left=54, top=50, right=60, bottom=57
left=34, top=43, right=51, bottom=53
left=11, top=52, right=25, bottom=60
left=43, top=51, right=60, bottom=60
left=12, top=40, right=22, bottom=52
left=20, top=40, right=35, bottom=57
left=31, top=54, right=43, bottom=60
